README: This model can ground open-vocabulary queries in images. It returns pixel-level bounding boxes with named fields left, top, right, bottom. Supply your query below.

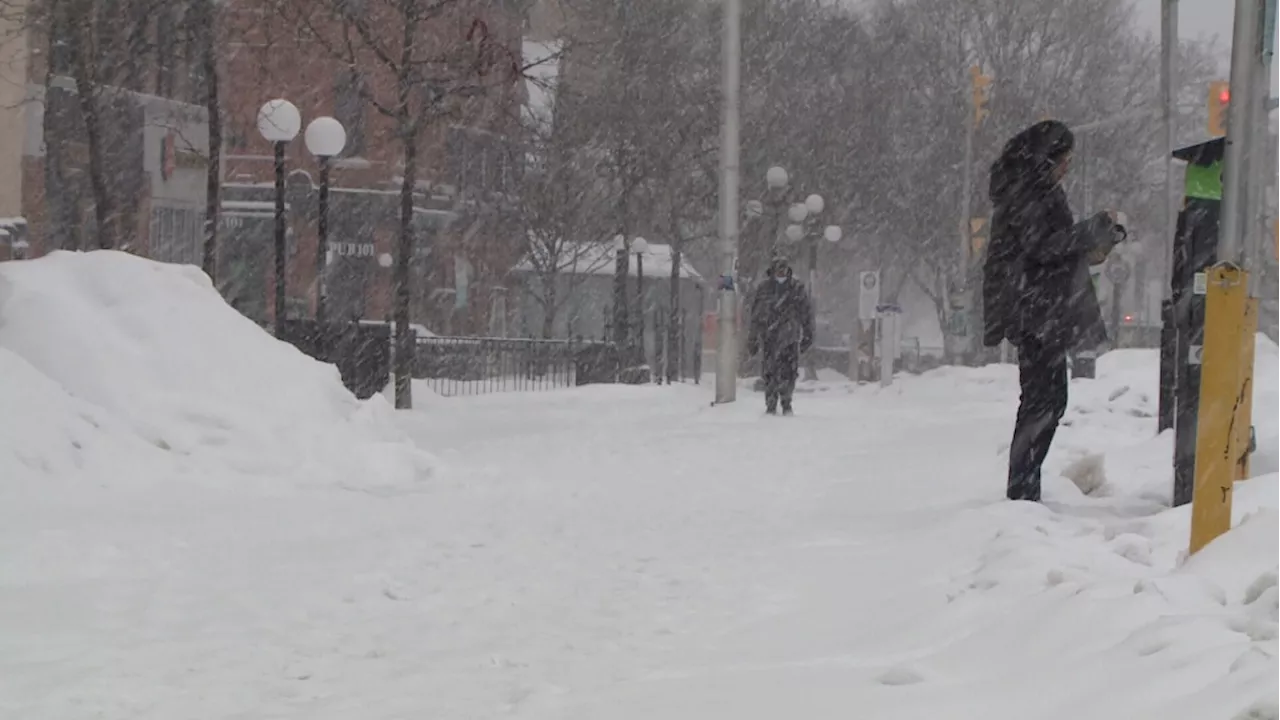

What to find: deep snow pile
left=1, top=258, right=1275, bottom=720
left=0, top=251, right=433, bottom=492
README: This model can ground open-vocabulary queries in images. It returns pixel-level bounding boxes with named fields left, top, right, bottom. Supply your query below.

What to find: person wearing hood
left=747, top=253, right=815, bottom=415
left=983, top=119, right=1128, bottom=502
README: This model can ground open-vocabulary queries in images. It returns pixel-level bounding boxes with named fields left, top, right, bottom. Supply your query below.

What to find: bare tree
left=277, top=0, right=521, bottom=408
left=849, top=0, right=1222, bottom=356
left=189, top=0, right=222, bottom=281
left=517, top=112, right=615, bottom=338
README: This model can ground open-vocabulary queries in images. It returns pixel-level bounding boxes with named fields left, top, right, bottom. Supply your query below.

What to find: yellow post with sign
left=1189, top=264, right=1249, bottom=555
left=1232, top=298, right=1257, bottom=481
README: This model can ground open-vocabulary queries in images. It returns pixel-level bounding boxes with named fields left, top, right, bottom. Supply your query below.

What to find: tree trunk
left=42, top=5, right=79, bottom=252
left=199, top=0, right=222, bottom=281
left=393, top=114, right=416, bottom=409
left=667, top=242, right=681, bottom=382
left=540, top=278, right=557, bottom=339
left=71, top=18, right=115, bottom=251
left=392, top=5, right=418, bottom=409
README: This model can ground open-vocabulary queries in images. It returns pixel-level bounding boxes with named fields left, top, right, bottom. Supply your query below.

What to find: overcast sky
left=1131, top=0, right=1279, bottom=91
left=1132, top=0, right=1234, bottom=48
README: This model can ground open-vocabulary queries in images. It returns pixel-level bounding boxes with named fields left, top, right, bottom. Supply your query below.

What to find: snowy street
left=1, top=254, right=1277, bottom=719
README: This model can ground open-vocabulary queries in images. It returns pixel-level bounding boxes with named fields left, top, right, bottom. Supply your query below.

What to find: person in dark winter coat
left=983, top=120, right=1128, bottom=502
left=747, top=255, right=815, bottom=415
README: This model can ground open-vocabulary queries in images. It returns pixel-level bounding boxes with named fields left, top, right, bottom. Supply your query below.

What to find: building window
left=149, top=205, right=202, bottom=265
left=334, top=69, right=367, bottom=157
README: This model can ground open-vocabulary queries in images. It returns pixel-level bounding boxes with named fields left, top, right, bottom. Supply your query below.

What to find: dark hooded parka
left=984, top=120, right=1122, bottom=353
left=747, top=255, right=814, bottom=411
left=984, top=120, right=1124, bottom=502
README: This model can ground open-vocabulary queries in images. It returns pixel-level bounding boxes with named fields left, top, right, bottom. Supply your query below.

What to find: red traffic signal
left=1218, top=88, right=1230, bottom=105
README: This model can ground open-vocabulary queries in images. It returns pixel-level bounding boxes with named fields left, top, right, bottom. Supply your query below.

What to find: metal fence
left=414, top=336, right=623, bottom=397
left=278, top=319, right=391, bottom=400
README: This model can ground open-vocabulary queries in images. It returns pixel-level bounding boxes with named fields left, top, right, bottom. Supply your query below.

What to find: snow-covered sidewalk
left=1, top=253, right=1276, bottom=719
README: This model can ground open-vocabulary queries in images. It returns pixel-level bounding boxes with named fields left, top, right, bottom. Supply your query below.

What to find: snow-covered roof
left=513, top=240, right=703, bottom=282
left=522, top=39, right=561, bottom=134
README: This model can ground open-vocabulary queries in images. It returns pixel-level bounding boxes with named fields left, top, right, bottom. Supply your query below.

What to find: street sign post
left=858, top=271, right=880, bottom=321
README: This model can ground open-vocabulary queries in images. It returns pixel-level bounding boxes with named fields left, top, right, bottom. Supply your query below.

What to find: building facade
left=0, top=0, right=210, bottom=261
left=216, top=0, right=528, bottom=334
left=0, top=0, right=529, bottom=337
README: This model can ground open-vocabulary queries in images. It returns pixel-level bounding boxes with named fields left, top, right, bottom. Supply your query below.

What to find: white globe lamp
left=257, top=99, right=302, bottom=143
left=304, top=116, right=347, bottom=157
left=632, top=237, right=649, bottom=254
left=824, top=225, right=843, bottom=243
left=805, top=193, right=825, bottom=215
left=766, top=166, right=789, bottom=189
left=788, top=203, right=809, bottom=223
left=785, top=224, right=804, bottom=242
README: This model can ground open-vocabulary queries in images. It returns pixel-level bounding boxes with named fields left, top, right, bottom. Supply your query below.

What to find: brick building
left=216, top=0, right=528, bottom=335
left=0, top=0, right=529, bottom=337
left=0, top=0, right=211, bottom=262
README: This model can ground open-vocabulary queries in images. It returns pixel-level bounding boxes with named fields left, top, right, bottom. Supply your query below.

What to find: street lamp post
left=765, top=166, right=789, bottom=261
left=304, top=116, right=347, bottom=326
left=257, top=99, right=302, bottom=337
left=633, top=237, right=649, bottom=369
left=714, top=0, right=741, bottom=405
left=783, top=193, right=840, bottom=381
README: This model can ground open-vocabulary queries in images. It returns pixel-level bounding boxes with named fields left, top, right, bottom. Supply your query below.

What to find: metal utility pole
left=1219, top=0, right=1262, bottom=265
left=955, top=66, right=991, bottom=364
left=1254, top=0, right=1274, bottom=278
left=1158, top=0, right=1179, bottom=433
left=714, top=0, right=742, bottom=404
left=955, top=86, right=976, bottom=363
left=1161, top=0, right=1179, bottom=293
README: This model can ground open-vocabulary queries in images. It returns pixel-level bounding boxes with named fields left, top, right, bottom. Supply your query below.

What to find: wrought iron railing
left=414, top=336, right=622, bottom=396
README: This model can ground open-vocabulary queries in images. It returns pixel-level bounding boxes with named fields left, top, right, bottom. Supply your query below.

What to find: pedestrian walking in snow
left=983, top=120, right=1128, bottom=502
left=747, top=254, right=815, bottom=416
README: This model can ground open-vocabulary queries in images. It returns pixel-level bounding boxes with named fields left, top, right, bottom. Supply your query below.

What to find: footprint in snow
left=876, top=666, right=925, bottom=686
left=1231, top=697, right=1279, bottom=720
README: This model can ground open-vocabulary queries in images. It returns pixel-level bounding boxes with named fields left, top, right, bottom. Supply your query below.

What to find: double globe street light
left=749, top=166, right=842, bottom=296
left=256, top=99, right=347, bottom=335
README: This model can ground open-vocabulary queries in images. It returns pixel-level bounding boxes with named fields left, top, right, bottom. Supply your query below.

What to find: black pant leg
left=1008, top=339, right=1069, bottom=501
left=779, top=347, right=799, bottom=408
left=763, top=347, right=779, bottom=410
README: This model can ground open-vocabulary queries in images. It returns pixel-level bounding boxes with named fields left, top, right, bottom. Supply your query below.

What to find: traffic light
left=1208, top=80, right=1230, bottom=137
left=970, top=66, right=993, bottom=128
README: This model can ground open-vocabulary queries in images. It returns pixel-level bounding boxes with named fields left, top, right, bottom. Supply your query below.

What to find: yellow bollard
left=1189, top=264, right=1249, bottom=555
left=1233, top=299, right=1258, bottom=482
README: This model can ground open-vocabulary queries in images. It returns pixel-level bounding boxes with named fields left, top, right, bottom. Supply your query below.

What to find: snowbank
left=0, top=251, right=433, bottom=492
